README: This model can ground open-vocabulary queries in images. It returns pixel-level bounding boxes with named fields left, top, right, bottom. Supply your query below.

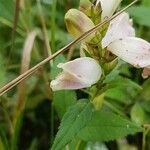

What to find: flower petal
left=107, top=37, right=150, bottom=68
left=102, top=12, right=135, bottom=48
left=50, top=57, right=102, bottom=91
left=58, top=57, right=102, bottom=84
left=96, top=0, right=122, bottom=21
left=142, top=66, right=150, bottom=78
left=50, top=72, right=89, bottom=91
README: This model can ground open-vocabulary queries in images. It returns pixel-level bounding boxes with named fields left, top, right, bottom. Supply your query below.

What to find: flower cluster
left=50, top=0, right=150, bottom=91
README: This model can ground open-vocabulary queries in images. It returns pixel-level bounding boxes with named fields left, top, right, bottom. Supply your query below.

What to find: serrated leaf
left=128, top=6, right=150, bottom=27
left=53, top=91, right=77, bottom=118
left=77, top=111, right=142, bottom=142
left=51, top=100, right=93, bottom=150
left=105, top=77, right=142, bottom=104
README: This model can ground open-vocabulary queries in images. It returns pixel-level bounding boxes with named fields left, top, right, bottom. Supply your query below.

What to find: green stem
left=142, top=125, right=150, bottom=150
left=7, top=0, right=21, bottom=67
left=142, top=128, right=146, bottom=150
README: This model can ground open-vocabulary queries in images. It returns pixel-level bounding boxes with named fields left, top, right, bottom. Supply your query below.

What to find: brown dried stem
left=0, top=0, right=138, bottom=96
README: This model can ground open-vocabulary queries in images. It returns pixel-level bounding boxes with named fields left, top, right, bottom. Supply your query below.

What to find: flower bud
left=65, top=9, right=95, bottom=41
left=79, top=0, right=92, bottom=16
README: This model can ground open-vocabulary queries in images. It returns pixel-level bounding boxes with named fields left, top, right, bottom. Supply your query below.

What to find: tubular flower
left=96, top=0, right=122, bottom=21
left=50, top=57, right=102, bottom=91
left=102, top=12, right=150, bottom=68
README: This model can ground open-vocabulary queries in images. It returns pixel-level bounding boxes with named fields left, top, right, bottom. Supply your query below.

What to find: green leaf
left=51, top=100, right=93, bottom=150
left=0, top=0, right=14, bottom=22
left=0, top=54, right=6, bottom=86
left=53, top=91, right=77, bottom=118
left=142, top=0, right=150, bottom=7
left=137, top=78, right=150, bottom=101
left=128, top=6, right=150, bottom=27
left=0, top=0, right=24, bottom=35
left=104, top=60, right=131, bottom=84
left=105, top=77, right=142, bottom=104
left=141, top=101, right=150, bottom=113
left=77, top=111, right=142, bottom=142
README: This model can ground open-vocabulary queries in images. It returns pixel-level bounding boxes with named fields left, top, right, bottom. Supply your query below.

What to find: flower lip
left=57, top=57, right=102, bottom=84
left=50, top=57, right=102, bottom=91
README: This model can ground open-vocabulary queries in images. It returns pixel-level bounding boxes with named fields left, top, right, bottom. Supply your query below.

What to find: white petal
left=50, top=57, right=102, bottom=91
left=107, top=37, right=150, bottom=68
left=102, top=12, right=135, bottom=48
left=58, top=57, right=102, bottom=84
left=96, top=0, right=122, bottom=21
left=50, top=72, right=89, bottom=91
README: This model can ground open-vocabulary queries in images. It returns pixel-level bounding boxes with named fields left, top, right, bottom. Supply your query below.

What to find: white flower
left=102, top=12, right=135, bottom=48
left=102, top=13, right=150, bottom=68
left=96, top=0, right=122, bottom=21
left=50, top=57, right=102, bottom=91
left=107, top=37, right=150, bottom=68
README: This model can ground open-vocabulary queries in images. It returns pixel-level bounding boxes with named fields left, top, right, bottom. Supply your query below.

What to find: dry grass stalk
left=0, top=0, right=138, bottom=96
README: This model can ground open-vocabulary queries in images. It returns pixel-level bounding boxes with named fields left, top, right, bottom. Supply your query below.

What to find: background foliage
left=0, top=0, right=150, bottom=150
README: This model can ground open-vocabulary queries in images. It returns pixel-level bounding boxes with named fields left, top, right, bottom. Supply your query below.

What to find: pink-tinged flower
left=102, top=12, right=135, bottom=48
left=142, top=67, right=150, bottom=78
left=107, top=37, right=150, bottom=68
left=102, top=12, right=150, bottom=68
left=96, top=0, right=122, bottom=21
left=50, top=57, right=102, bottom=91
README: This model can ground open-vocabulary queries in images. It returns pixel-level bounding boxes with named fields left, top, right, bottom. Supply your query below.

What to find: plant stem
left=142, top=128, right=146, bottom=150
left=142, top=124, right=150, bottom=150
left=37, top=0, right=53, bottom=65
left=7, top=0, right=21, bottom=67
